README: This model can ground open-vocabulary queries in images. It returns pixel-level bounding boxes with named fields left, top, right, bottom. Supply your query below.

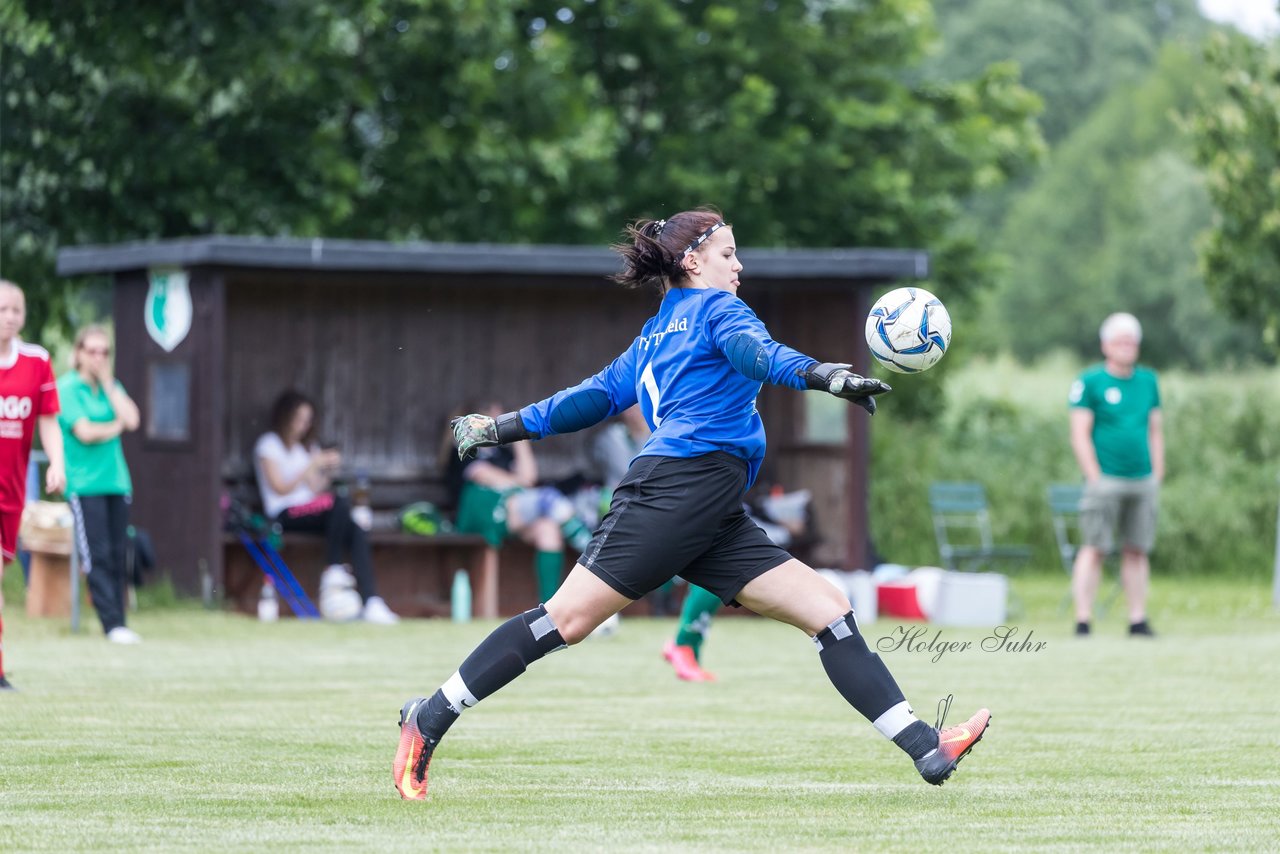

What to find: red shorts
left=0, top=509, right=20, bottom=563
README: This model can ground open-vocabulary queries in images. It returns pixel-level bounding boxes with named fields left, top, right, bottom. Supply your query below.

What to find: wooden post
left=477, top=547, right=500, bottom=619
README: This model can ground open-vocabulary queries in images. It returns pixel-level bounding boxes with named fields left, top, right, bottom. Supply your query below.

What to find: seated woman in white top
left=253, top=389, right=398, bottom=624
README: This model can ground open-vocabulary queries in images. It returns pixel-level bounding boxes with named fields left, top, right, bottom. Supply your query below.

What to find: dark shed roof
left=56, top=235, right=929, bottom=280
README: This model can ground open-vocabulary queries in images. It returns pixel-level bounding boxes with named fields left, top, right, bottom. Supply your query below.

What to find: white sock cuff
left=441, top=671, right=479, bottom=711
left=872, top=700, right=918, bottom=740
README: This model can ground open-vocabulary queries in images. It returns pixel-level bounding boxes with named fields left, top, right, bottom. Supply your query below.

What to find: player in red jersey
left=0, top=281, right=66, bottom=691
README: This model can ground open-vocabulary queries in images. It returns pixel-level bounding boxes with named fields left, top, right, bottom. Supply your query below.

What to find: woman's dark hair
left=270, top=389, right=317, bottom=445
left=610, top=206, right=726, bottom=293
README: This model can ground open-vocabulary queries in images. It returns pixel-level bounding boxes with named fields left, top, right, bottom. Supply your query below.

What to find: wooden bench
left=220, top=470, right=668, bottom=619
left=219, top=469, right=541, bottom=618
left=222, top=527, right=510, bottom=618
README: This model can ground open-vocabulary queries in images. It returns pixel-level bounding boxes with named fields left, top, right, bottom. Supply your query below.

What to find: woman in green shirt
left=57, top=325, right=142, bottom=644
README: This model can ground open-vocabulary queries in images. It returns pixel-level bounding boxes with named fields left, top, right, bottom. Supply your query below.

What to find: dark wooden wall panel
left=754, top=284, right=871, bottom=569
left=117, top=270, right=225, bottom=595
left=222, top=272, right=653, bottom=486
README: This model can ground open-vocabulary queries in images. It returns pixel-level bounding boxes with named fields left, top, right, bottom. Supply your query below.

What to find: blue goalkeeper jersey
left=518, top=286, right=817, bottom=490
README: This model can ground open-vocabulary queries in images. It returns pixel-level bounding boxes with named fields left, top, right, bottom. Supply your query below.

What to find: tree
left=2, top=0, right=1043, bottom=343
left=1189, top=31, right=1280, bottom=351
left=983, top=43, right=1271, bottom=368
left=927, top=0, right=1207, bottom=146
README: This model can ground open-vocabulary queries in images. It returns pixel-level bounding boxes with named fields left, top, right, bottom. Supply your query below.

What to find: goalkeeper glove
left=451, top=411, right=532, bottom=461
left=803, top=362, right=892, bottom=415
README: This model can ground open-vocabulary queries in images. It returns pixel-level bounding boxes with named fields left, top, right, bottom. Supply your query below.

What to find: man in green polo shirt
left=1068, top=312, right=1164, bottom=638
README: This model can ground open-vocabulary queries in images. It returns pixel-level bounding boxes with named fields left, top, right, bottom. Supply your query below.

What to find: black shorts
left=579, top=452, right=791, bottom=605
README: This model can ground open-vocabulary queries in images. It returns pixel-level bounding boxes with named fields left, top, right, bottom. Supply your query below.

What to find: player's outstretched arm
left=452, top=345, right=642, bottom=461
left=704, top=292, right=890, bottom=413
left=802, top=362, right=892, bottom=415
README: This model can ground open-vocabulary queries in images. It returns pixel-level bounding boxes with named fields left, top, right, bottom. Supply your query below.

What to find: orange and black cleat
left=393, top=697, right=438, bottom=800
left=915, top=695, right=991, bottom=786
left=663, top=641, right=716, bottom=682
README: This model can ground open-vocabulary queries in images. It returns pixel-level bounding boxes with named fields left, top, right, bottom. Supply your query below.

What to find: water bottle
left=451, top=569, right=472, bottom=623
left=258, top=577, right=279, bottom=622
left=351, top=471, right=373, bottom=531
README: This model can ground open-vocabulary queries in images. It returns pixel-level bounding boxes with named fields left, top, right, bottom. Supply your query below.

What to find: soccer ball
left=864, top=287, right=952, bottom=373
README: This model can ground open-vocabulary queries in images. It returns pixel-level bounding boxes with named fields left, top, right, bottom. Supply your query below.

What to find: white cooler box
left=930, top=571, right=1008, bottom=627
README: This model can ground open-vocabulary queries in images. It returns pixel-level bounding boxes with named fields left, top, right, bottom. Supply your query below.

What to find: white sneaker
left=107, top=626, right=143, bottom=644
left=362, top=596, right=400, bottom=625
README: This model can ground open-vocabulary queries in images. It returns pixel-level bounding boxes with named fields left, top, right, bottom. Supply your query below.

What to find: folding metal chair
left=225, top=500, right=319, bottom=619
left=928, top=481, right=1032, bottom=572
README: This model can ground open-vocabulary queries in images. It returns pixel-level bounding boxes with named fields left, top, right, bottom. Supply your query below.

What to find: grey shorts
left=1079, top=475, right=1159, bottom=554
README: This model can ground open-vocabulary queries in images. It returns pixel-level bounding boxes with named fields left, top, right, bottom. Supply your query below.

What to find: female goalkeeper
left=393, top=208, right=990, bottom=798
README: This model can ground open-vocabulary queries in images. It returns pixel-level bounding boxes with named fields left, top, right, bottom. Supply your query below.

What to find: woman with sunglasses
left=58, top=325, right=143, bottom=644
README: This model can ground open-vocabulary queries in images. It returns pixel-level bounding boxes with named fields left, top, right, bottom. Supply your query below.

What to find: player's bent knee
left=807, top=572, right=854, bottom=632
left=551, top=612, right=598, bottom=646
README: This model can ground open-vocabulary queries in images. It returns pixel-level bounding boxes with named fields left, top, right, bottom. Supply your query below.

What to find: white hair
left=1099, top=312, right=1142, bottom=343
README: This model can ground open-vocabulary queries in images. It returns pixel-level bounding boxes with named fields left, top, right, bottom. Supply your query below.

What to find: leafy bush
left=870, top=356, right=1280, bottom=578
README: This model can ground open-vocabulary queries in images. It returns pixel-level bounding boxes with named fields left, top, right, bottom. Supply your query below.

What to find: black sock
left=458, top=604, right=567, bottom=699
left=815, top=612, right=907, bottom=723
left=892, top=720, right=940, bottom=761
left=417, top=690, right=460, bottom=743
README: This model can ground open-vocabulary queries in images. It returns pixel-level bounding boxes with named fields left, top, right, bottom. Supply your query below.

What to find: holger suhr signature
left=876, top=625, right=1047, bottom=663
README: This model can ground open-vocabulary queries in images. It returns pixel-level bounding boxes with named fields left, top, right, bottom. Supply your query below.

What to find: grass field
left=2, top=573, right=1278, bottom=852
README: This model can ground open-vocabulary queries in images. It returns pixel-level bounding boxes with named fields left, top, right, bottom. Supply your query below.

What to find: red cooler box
left=877, top=582, right=927, bottom=620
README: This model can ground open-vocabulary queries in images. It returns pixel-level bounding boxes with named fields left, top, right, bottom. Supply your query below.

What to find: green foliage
left=2, top=0, right=1044, bottom=342
left=981, top=43, right=1271, bottom=369
left=927, top=0, right=1207, bottom=145
left=1188, top=31, right=1280, bottom=352
left=871, top=356, right=1280, bottom=577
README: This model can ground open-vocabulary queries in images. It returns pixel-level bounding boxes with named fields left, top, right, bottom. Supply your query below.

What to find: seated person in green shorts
left=444, top=401, right=591, bottom=604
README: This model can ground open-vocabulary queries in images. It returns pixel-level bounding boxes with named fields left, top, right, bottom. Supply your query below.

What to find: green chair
left=928, top=481, right=1032, bottom=572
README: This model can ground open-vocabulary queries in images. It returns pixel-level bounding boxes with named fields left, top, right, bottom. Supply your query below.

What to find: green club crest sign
left=145, top=268, right=193, bottom=352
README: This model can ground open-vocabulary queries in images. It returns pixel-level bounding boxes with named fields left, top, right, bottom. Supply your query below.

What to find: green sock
left=560, top=516, right=592, bottom=553
left=534, top=550, right=563, bottom=603
left=674, top=584, right=722, bottom=660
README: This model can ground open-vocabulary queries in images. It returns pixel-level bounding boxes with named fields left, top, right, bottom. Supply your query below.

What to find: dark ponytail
left=610, top=207, right=725, bottom=293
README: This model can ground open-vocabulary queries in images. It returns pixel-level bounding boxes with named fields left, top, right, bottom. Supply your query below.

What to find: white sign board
left=144, top=268, right=193, bottom=352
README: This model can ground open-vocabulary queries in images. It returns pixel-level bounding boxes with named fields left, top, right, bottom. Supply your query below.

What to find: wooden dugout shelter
left=56, top=236, right=928, bottom=614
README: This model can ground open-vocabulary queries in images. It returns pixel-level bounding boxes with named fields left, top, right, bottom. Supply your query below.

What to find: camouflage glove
left=450, top=411, right=533, bottom=461
left=803, top=362, right=892, bottom=415
left=451, top=414, right=498, bottom=461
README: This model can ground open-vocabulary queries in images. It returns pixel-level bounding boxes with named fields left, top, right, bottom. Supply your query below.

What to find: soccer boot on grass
left=914, top=695, right=991, bottom=786
left=663, top=641, right=716, bottom=682
left=0, top=675, right=15, bottom=691
left=393, top=696, right=439, bottom=800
